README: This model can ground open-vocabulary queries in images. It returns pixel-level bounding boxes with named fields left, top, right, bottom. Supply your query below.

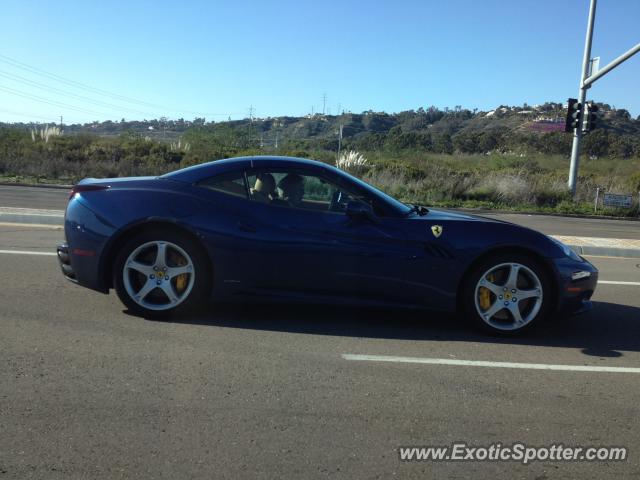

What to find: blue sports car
left=57, top=156, right=598, bottom=335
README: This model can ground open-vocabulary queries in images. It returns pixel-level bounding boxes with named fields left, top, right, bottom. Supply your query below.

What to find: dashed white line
left=0, top=207, right=64, bottom=216
left=0, top=249, right=638, bottom=287
left=0, top=246, right=640, bottom=286
left=0, top=222, right=62, bottom=229
left=0, top=249, right=56, bottom=256
left=341, top=354, right=640, bottom=373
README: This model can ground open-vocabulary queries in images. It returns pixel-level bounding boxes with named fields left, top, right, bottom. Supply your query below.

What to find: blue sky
left=1, top=0, right=639, bottom=123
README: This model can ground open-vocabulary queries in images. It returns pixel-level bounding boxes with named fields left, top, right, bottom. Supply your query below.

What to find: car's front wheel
left=113, top=229, right=210, bottom=317
left=461, top=253, right=553, bottom=335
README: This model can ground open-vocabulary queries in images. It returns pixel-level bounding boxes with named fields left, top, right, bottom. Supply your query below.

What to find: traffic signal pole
left=568, top=0, right=640, bottom=196
left=568, top=0, right=596, bottom=196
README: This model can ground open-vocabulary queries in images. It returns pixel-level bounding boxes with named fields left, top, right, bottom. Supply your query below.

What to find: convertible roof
left=162, top=156, right=331, bottom=183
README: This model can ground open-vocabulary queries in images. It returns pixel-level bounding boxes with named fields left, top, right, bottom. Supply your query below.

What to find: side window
left=197, top=171, right=248, bottom=198
left=246, top=170, right=371, bottom=213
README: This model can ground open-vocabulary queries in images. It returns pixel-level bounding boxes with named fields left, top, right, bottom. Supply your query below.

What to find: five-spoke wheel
left=123, top=241, right=195, bottom=311
left=114, top=230, right=210, bottom=316
left=463, top=253, right=551, bottom=335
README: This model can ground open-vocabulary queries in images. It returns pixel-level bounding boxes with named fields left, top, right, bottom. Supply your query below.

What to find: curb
left=454, top=207, right=640, bottom=222
left=566, top=244, right=640, bottom=259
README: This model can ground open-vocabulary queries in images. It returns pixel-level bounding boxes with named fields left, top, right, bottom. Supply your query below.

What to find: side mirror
left=345, top=200, right=377, bottom=223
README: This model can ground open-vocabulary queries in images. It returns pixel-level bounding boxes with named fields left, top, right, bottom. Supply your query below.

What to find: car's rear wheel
left=113, top=229, right=210, bottom=317
left=461, top=253, right=552, bottom=335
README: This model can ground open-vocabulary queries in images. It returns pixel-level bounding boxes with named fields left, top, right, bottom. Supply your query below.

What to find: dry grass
left=30, top=126, right=62, bottom=143
left=2, top=142, right=638, bottom=216
left=336, top=150, right=369, bottom=172
left=357, top=152, right=640, bottom=215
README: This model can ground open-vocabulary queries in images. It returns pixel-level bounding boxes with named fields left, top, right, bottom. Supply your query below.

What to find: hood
left=404, top=208, right=565, bottom=258
left=410, top=208, right=511, bottom=225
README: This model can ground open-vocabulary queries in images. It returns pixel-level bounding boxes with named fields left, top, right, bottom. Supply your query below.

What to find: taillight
left=69, top=184, right=109, bottom=200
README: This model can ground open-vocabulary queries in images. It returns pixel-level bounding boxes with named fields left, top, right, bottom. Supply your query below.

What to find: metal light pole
left=568, top=0, right=640, bottom=196
left=568, top=0, right=597, bottom=196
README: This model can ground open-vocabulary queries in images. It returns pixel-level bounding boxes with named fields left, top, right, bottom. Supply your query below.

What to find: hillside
left=1, top=101, right=639, bottom=218
left=2, top=101, right=639, bottom=159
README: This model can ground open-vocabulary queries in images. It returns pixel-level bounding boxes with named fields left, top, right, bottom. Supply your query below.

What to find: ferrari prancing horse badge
left=431, top=225, right=443, bottom=238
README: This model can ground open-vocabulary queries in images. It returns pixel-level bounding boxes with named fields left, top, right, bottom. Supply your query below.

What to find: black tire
left=460, top=252, right=553, bottom=336
left=113, top=228, right=211, bottom=318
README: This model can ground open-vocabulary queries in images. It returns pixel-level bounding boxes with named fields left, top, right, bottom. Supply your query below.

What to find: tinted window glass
left=246, top=170, right=374, bottom=214
left=197, top=171, right=247, bottom=198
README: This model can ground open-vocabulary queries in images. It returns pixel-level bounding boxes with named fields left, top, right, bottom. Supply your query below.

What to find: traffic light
left=582, top=102, right=599, bottom=133
left=564, top=98, right=582, bottom=132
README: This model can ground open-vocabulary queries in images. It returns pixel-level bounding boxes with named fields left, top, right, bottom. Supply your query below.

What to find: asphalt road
left=0, top=184, right=639, bottom=238
left=0, top=184, right=69, bottom=210
left=1, top=224, right=640, bottom=479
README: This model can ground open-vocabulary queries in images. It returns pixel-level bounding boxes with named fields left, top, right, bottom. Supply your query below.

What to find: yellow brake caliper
left=479, top=274, right=494, bottom=311
left=171, top=251, right=188, bottom=293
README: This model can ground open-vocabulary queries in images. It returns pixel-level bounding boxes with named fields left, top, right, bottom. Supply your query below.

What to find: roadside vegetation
left=1, top=102, right=639, bottom=217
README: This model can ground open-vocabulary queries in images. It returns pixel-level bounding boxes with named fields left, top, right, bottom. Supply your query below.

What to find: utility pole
left=568, top=0, right=640, bottom=196
left=248, top=105, right=254, bottom=145
left=322, top=93, right=327, bottom=115
left=337, top=124, right=343, bottom=162
left=59, top=115, right=63, bottom=128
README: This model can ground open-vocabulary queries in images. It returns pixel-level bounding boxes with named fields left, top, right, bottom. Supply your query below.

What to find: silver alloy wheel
left=473, top=262, right=543, bottom=331
left=123, top=241, right=196, bottom=311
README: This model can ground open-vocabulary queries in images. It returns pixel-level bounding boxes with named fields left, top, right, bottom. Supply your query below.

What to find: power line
left=0, top=53, right=242, bottom=118
left=0, top=53, right=162, bottom=108
left=0, top=70, right=161, bottom=118
left=0, top=85, right=112, bottom=117
left=0, top=107, right=59, bottom=123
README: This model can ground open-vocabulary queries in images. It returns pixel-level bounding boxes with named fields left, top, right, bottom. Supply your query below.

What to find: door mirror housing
left=345, top=200, right=377, bottom=222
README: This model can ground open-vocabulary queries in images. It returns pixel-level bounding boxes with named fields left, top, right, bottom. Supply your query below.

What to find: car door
left=243, top=167, right=421, bottom=302
left=188, top=169, right=279, bottom=292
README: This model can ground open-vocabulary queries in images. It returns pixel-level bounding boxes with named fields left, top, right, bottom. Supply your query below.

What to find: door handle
left=237, top=221, right=257, bottom=233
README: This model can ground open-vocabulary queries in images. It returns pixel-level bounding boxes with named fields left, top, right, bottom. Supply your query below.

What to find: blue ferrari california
left=57, top=156, right=598, bottom=334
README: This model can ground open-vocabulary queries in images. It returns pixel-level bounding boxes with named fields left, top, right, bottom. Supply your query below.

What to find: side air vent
left=423, top=242, right=454, bottom=259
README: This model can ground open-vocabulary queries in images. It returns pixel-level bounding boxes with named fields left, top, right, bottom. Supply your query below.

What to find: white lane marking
left=0, top=212, right=63, bottom=218
left=0, top=249, right=56, bottom=256
left=342, top=354, right=640, bottom=374
left=3, top=246, right=640, bottom=288
left=5, top=246, right=640, bottom=286
left=0, top=222, right=62, bottom=229
left=584, top=254, right=640, bottom=259
left=0, top=207, right=64, bottom=216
